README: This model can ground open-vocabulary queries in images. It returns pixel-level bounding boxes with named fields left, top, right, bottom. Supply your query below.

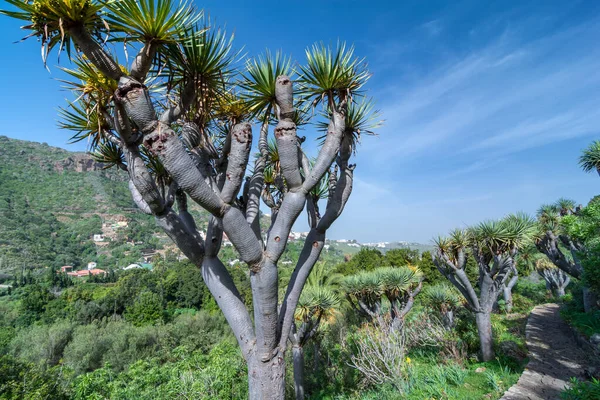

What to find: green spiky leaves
left=344, top=266, right=422, bottom=299
left=423, top=283, right=461, bottom=311
left=91, top=140, right=125, bottom=168
left=1, top=0, right=108, bottom=64
left=296, top=285, right=340, bottom=323
left=579, top=140, right=600, bottom=174
left=316, top=97, right=383, bottom=152
left=240, top=51, right=292, bottom=121
left=470, top=213, right=537, bottom=254
left=104, top=0, right=200, bottom=44
left=298, top=42, right=370, bottom=108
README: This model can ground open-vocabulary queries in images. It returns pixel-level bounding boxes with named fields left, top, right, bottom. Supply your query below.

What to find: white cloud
left=364, top=20, right=600, bottom=162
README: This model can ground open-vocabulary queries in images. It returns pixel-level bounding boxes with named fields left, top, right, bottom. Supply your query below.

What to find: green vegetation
left=562, top=378, right=600, bottom=400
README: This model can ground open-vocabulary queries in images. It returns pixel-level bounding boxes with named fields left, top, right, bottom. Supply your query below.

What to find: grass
left=561, top=307, right=600, bottom=339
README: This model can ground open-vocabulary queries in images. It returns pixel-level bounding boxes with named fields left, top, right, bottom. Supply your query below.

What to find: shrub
left=124, top=290, right=166, bottom=326
left=63, top=320, right=164, bottom=374
left=0, top=355, right=69, bottom=399
left=9, top=320, right=75, bottom=367
left=348, top=322, right=409, bottom=392
left=71, top=341, right=248, bottom=400
left=562, top=378, right=600, bottom=400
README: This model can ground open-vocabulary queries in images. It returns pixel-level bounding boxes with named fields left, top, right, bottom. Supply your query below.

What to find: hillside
left=0, top=136, right=431, bottom=274
left=0, top=136, right=157, bottom=272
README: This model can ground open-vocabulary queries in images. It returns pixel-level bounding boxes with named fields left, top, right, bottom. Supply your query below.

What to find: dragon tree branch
left=202, top=256, right=255, bottom=358
left=220, top=123, right=252, bottom=203
left=278, top=165, right=355, bottom=350
left=130, top=41, right=157, bottom=82
left=68, top=24, right=123, bottom=81
left=301, top=105, right=346, bottom=192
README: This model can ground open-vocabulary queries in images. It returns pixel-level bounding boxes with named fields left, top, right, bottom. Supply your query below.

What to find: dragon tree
left=343, top=266, right=423, bottom=330
left=433, top=214, right=535, bottom=361
left=0, top=0, right=381, bottom=397
left=535, top=199, right=598, bottom=311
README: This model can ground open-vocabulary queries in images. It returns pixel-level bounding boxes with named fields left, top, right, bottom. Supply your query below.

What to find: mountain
left=0, top=135, right=132, bottom=213
left=0, top=136, right=152, bottom=273
left=0, top=136, right=430, bottom=277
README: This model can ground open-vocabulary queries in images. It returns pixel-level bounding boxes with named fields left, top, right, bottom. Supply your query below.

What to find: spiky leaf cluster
left=579, top=140, right=600, bottom=174
left=423, top=283, right=461, bottom=312
left=295, top=285, right=340, bottom=324
left=470, top=213, right=537, bottom=256
left=104, top=0, right=200, bottom=44
left=298, top=42, right=370, bottom=108
left=2, top=0, right=107, bottom=65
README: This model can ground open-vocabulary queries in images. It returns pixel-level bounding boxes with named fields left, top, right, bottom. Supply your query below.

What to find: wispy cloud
left=364, top=19, right=600, bottom=162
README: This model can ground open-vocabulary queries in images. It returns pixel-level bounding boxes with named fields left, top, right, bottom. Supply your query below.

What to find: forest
left=1, top=0, right=599, bottom=399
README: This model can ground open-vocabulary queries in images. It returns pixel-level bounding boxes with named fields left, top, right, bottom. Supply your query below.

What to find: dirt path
left=501, top=303, right=594, bottom=400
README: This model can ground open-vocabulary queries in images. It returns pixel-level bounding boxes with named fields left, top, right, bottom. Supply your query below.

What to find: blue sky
left=1, top=0, right=599, bottom=243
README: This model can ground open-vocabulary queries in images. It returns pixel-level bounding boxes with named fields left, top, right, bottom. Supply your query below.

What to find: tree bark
left=247, top=355, right=286, bottom=400
left=292, top=345, right=305, bottom=400
left=583, top=286, right=597, bottom=313
left=502, top=286, right=513, bottom=312
left=475, top=311, right=494, bottom=362
left=442, top=310, right=454, bottom=330
left=554, top=286, right=565, bottom=297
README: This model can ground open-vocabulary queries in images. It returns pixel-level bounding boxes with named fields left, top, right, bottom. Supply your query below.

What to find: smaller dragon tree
left=535, top=199, right=598, bottom=311
left=433, top=214, right=536, bottom=361
left=535, top=200, right=584, bottom=279
left=423, top=283, right=461, bottom=330
left=536, top=258, right=571, bottom=297
left=343, top=266, right=423, bottom=330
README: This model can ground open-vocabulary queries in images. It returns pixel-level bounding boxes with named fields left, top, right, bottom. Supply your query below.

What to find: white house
left=93, top=234, right=105, bottom=242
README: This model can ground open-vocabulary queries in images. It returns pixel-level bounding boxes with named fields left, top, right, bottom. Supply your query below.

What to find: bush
left=124, top=290, right=166, bottom=326
left=71, top=341, right=248, bottom=400
left=562, top=378, right=600, bottom=400
left=63, top=320, right=165, bottom=374
left=9, top=320, right=75, bottom=367
left=0, top=355, right=69, bottom=399
left=347, top=322, right=409, bottom=392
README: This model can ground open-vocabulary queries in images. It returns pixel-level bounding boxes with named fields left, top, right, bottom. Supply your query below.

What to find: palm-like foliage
left=579, top=140, right=600, bottom=174
left=535, top=257, right=557, bottom=272
left=140, top=145, right=170, bottom=187
left=470, top=213, right=536, bottom=255
left=59, top=58, right=121, bottom=104
left=344, top=272, right=382, bottom=299
left=160, top=23, right=240, bottom=130
left=58, top=101, right=111, bottom=146
left=344, top=266, right=422, bottom=321
left=376, top=266, right=422, bottom=298
left=537, top=204, right=560, bottom=224
left=298, top=42, right=370, bottom=108
left=104, top=0, right=200, bottom=44
left=433, top=229, right=469, bottom=266
left=515, top=245, right=543, bottom=274
left=295, top=285, right=340, bottom=324
left=91, top=140, right=125, bottom=169
left=161, top=23, right=236, bottom=89
left=240, top=50, right=292, bottom=120
left=309, top=170, right=329, bottom=201
left=423, top=283, right=461, bottom=312
left=1, top=0, right=107, bottom=64
left=556, top=198, right=576, bottom=215
left=316, top=97, right=382, bottom=152
left=306, top=262, right=343, bottom=289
